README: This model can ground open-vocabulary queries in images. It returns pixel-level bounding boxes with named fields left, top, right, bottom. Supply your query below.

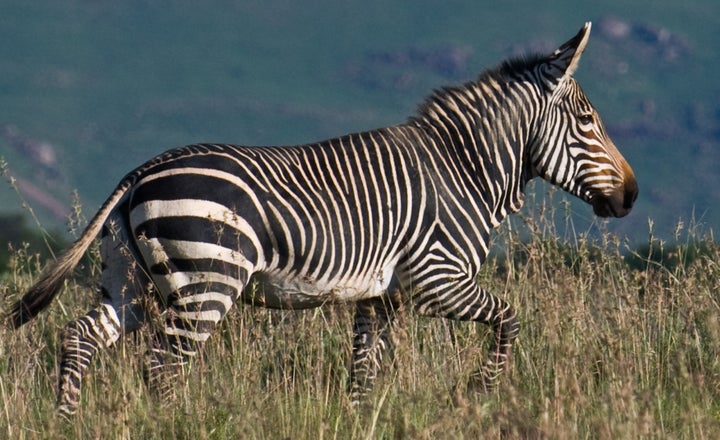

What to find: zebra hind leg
left=56, top=303, right=123, bottom=418
left=144, top=290, right=237, bottom=404
left=144, top=325, right=189, bottom=404
left=348, top=294, right=400, bottom=405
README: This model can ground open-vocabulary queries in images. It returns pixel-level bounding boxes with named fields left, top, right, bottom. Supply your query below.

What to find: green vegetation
left=0, top=214, right=55, bottom=273
left=1, top=206, right=718, bottom=438
left=1, top=1, right=719, bottom=238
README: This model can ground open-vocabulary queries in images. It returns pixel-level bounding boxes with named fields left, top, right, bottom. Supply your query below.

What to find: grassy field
left=1, top=203, right=719, bottom=439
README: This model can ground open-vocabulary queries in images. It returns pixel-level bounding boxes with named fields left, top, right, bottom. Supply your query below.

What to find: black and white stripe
left=8, top=22, right=637, bottom=416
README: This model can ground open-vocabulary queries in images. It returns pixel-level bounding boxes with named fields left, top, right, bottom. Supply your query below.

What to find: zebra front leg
left=416, top=285, right=520, bottom=392
left=472, top=292, right=519, bottom=391
left=348, top=295, right=399, bottom=404
left=57, top=303, right=123, bottom=418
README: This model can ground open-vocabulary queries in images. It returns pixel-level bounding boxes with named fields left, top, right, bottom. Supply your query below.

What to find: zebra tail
left=7, top=179, right=133, bottom=329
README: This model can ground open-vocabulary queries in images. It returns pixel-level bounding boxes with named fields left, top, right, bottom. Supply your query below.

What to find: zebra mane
left=494, top=54, right=547, bottom=79
left=413, top=53, right=547, bottom=120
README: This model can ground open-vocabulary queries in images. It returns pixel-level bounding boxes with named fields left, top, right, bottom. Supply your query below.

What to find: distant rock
left=346, top=44, right=473, bottom=92
left=2, top=125, right=60, bottom=173
left=596, top=16, right=691, bottom=64
left=596, top=17, right=632, bottom=40
left=365, top=45, right=474, bottom=78
left=1, top=125, right=70, bottom=220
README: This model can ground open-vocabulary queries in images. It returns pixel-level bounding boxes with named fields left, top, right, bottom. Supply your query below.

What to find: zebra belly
left=244, top=269, right=394, bottom=309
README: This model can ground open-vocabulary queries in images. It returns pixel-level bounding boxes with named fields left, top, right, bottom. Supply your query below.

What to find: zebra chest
left=243, top=268, right=394, bottom=309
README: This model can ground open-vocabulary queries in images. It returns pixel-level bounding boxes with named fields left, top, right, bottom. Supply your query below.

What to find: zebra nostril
left=623, top=192, right=637, bottom=209
left=623, top=179, right=639, bottom=209
left=623, top=191, right=634, bottom=210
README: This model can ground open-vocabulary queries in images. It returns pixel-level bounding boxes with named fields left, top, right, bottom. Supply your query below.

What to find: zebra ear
left=543, top=22, right=592, bottom=87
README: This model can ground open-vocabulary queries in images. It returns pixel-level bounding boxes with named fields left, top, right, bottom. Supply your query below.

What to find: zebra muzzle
left=591, top=177, right=638, bottom=218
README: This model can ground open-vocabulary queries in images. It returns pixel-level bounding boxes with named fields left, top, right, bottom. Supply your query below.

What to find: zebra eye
left=578, top=113, right=594, bottom=125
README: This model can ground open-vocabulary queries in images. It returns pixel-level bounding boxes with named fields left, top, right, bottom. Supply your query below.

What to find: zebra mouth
left=591, top=196, right=627, bottom=218
left=588, top=185, right=638, bottom=218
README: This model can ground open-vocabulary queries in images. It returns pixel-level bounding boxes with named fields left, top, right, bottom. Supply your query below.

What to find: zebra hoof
left=466, top=369, right=498, bottom=394
left=55, top=404, right=77, bottom=422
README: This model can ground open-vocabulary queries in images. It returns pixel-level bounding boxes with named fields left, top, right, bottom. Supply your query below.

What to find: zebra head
left=530, top=22, right=638, bottom=218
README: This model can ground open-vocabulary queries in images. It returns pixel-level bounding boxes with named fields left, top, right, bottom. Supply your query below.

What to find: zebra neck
left=411, top=81, right=535, bottom=225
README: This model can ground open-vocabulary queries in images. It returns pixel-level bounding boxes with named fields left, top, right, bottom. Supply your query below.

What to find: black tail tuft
left=7, top=275, right=66, bottom=329
left=8, top=299, right=35, bottom=329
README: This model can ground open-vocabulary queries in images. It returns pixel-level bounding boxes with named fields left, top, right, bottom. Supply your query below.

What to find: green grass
left=1, top=206, right=719, bottom=439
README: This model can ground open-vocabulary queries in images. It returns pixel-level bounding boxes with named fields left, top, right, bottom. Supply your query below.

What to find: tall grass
left=1, top=201, right=719, bottom=439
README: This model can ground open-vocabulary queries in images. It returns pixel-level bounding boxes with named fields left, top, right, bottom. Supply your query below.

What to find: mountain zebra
left=8, top=23, right=637, bottom=417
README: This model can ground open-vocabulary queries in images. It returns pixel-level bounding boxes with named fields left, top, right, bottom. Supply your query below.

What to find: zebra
left=7, top=22, right=637, bottom=417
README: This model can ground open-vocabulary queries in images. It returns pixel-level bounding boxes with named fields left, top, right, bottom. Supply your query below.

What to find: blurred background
left=0, top=0, right=718, bottom=254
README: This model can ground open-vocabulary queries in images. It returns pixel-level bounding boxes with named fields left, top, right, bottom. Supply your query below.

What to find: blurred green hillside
left=1, top=0, right=719, bottom=245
